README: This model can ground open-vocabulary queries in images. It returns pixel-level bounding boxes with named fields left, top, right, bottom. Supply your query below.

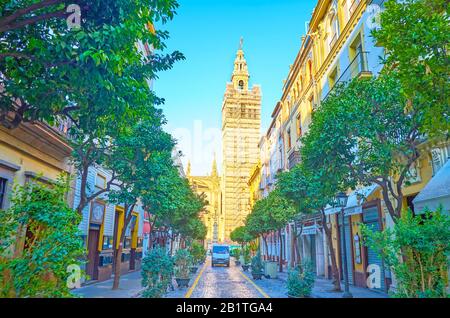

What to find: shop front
left=328, top=184, right=390, bottom=292
left=299, top=216, right=326, bottom=277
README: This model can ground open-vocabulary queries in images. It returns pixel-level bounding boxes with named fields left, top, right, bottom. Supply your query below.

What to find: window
left=296, top=114, right=302, bottom=138
left=0, top=178, right=7, bottom=209
left=238, top=80, right=244, bottom=90
left=309, top=95, right=315, bottom=114
left=328, top=66, right=338, bottom=90
left=308, top=61, right=313, bottom=82
left=287, top=129, right=292, bottom=149
left=95, top=173, right=106, bottom=190
left=102, top=236, right=113, bottom=250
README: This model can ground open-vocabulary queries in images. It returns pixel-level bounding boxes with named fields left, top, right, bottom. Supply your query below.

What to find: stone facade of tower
left=221, top=43, right=261, bottom=240
left=187, top=157, right=225, bottom=243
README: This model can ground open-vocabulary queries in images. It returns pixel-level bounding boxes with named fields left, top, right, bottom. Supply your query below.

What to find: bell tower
left=221, top=38, right=262, bottom=241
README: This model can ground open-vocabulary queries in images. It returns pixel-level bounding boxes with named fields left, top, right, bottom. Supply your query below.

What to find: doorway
left=86, top=228, right=100, bottom=281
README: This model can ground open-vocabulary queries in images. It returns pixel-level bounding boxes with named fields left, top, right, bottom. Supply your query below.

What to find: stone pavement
left=70, top=263, right=389, bottom=298
left=72, top=270, right=143, bottom=298
left=275, top=271, right=388, bottom=298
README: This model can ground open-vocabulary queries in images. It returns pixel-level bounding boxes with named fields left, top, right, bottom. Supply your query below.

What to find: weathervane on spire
left=239, top=36, right=244, bottom=50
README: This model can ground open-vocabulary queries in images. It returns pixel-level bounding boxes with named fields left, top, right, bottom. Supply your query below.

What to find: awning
left=413, top=159, right=450, bottom=214
left=324, top=184, right=379, bottom=216
left=143, top=220, right=151, bottom=234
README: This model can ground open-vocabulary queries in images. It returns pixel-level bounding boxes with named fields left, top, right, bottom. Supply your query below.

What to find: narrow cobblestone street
left=71, top=257, right=389, bottom=298
left=166, top=258, right=269, bottom=298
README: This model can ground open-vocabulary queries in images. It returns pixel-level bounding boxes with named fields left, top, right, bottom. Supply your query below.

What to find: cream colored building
left=187, top=157, right=224, bottom=243
left=0, top=119, right=73, bottom=254
left=221, top=41, right=261, bottom=240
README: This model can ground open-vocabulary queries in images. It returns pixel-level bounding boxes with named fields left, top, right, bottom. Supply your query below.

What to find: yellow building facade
left=0, top=120, right=73, bottom=254
left=261, top=0, right=450, bottom=292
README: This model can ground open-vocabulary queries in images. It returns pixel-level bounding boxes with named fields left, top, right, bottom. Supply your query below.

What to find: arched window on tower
left=238, top=80, right=244, bottom=90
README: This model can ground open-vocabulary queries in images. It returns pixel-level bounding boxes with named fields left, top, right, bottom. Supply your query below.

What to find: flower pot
left=287, top=294, right=311, bottom=298
left=242, top=264, right=250, bottom=271
left=251, top=272, right=263, bottom=280
left=190, top=267, right=198, bottom=274
left=175, top=278, right=190, bottom=288
left=263, top=261, right=278, bottom=279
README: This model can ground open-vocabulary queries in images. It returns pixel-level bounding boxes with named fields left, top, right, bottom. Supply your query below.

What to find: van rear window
left=213, top=246, right=229, bottom=254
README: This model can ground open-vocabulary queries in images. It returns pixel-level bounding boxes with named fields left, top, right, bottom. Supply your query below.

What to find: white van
left=211, top=244, right=230, bottom=267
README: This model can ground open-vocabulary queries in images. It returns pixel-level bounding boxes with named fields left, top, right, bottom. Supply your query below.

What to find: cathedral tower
left=221, top=39, right=261, bottom=240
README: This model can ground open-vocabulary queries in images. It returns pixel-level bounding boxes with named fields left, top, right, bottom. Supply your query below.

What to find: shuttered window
left=0, top=178, right=7, bottom=209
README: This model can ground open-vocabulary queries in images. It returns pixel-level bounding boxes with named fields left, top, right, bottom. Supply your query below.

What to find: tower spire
left=186, top=160, right=191, bottom=177
left=211, top=152, right=218, bottom=177
left=232, top=37, right=249, bottom=90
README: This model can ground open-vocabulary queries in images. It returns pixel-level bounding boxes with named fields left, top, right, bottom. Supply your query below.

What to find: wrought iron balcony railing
left=322, top=50, right=371, bottom=102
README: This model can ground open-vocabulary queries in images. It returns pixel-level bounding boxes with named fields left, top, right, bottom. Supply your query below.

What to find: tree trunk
left=262, top=235, right=269, bottom=260
left=76, top=163, right=89, bottom=216
left=112, top=243, right=123, bottom=290
left=322, top=210, right=341, bottom=292
left=170, top=234, right=174, bottom=256
left=290, top=224, right=295, bottom=269
left=294, top=222, right=302, bottom=265
left=279, top=230, right=283, bottom=272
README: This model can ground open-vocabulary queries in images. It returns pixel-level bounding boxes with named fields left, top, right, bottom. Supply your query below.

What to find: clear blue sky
left=154, top=0, right=317, bottom=175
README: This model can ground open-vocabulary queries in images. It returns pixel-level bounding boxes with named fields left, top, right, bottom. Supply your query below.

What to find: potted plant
left=173, top=249, right=192, bottom=288
left=234, top=248, right=241, bottom=266
left=189, top=241, right=206, bottom=273
left=242, top=246, right=251, bottom=271
left=141, top=247, right=174, bottom=298
left=251, top=252, right=264, bottom=280
left=263, top=259, right=278, bottom=279
left=287, top=261, right=315, bottom=298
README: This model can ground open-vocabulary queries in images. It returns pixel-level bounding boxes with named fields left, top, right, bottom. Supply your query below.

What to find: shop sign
left=301, top=225, right=318, bottom=235
left=344, top=205, right=363, bottom=217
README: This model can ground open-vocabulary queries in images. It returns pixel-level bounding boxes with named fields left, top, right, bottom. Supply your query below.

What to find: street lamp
left=335, top=191, right=353, bottom=298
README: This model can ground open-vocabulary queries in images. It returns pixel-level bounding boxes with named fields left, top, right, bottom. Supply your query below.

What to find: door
left=363, top=206, right=386, bottom=291
left=86, top=229, right=100, bottom=280
left=309, top=234, right=317, bottom=272
left=339, top=216, right=353, bottom=284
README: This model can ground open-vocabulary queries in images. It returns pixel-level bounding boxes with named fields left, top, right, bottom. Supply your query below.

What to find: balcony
left=323, top=51, right=371, bottom=101
left=288, top=150, right=301, bottom=170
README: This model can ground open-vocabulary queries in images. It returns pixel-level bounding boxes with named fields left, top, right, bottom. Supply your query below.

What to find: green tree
left=0, top=0, right=183, bottom=129
left=245, top=199, right=271, bottom=257
left=245, top=189, right=296, bottom=272
left=142, top=162, right=207, bottom=251
left=361, top=208, right=450, bottom=298
left=373, top=0, right=449, bottom=137
left=230, top=226, right=253, bottom=248
left=0, top=175, right=84, bottom=297
left=141, top=246, right=173, bottom=298
left=302, top=74, right=421, bottom=223
left=278, top=163, right=342, bottom=291
left=106, top=117, right=175, bottom=290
